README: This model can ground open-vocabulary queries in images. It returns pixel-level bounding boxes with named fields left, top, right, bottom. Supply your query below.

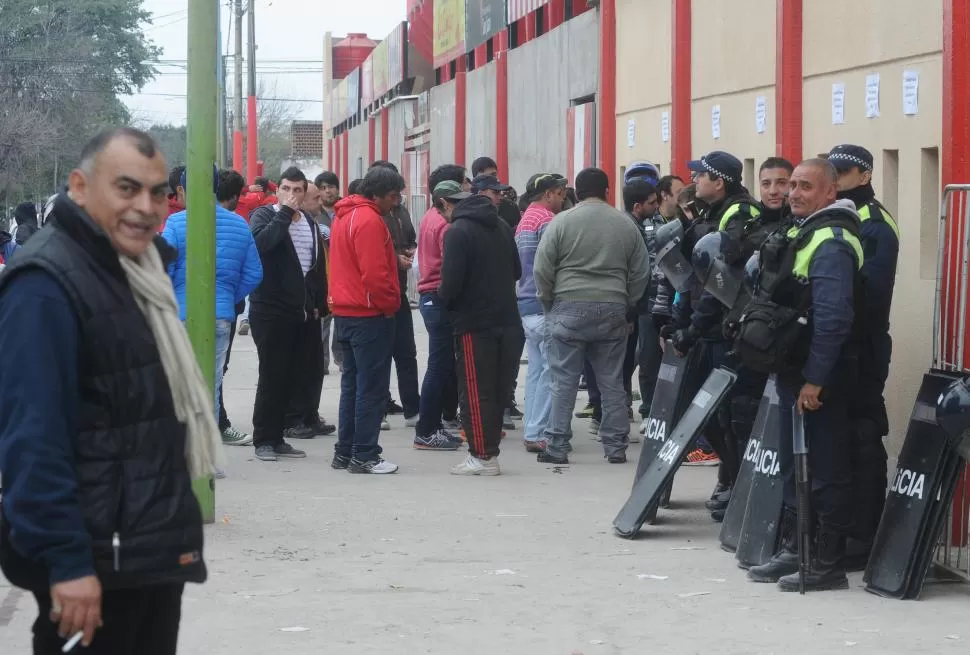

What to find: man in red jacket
left=235, top=177, right=278, bottom=223
left=328, top=166, right=405, bottom=474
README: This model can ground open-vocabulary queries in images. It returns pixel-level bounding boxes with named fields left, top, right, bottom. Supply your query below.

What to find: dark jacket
left=383, top=204, right=417, bottom=295
left=249, top=204, right=328, bottom=322
left=650, top=215, right=690, bottom=324
left=438, top=195, right=522, bottom=334
left=498, top=198, right=522, bottom=231
left=0, top=195, right=206, bottom=593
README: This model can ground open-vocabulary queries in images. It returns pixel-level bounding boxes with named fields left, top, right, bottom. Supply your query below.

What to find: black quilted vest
left=0, top=196, right=206, bottom=592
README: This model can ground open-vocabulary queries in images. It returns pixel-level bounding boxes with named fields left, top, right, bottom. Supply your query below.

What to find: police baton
left=792, top=405, right=811, bottom=595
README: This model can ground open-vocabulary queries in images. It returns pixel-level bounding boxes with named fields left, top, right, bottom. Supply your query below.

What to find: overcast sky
left=124, top=0, right=407, bottom=126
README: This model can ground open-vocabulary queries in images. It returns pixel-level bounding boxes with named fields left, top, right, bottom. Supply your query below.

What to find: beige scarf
left=118, top=244, right=225, bottom=478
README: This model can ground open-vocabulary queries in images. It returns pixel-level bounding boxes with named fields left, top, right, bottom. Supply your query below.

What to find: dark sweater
left=438, top=196, right=522, bottom=334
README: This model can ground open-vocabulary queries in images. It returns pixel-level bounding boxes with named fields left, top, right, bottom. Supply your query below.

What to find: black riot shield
left=613, top=367, right=738, bottom=539
left=734, top=384, right=784, bottom=569
left=864, top=371, right=964, bottom=600
left=719, top=377, right=777, bottom=552
left=633, top=343, right=700, bottom=523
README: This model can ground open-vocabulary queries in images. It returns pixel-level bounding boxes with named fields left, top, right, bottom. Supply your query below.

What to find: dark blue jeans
left=335, top=315, right=395, bottom=462
left=416, top=293, right=457, bottom=437
left=391, top=294, right=421, bottom=417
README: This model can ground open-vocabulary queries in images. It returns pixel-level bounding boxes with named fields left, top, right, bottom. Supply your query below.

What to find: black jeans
left=251, top=315, right=321, bottom=448
left=32, top=584, right=184, bottom=655
left=637, top=314, right=663, bottom=417
left=390, top=296, right=421, bottom=417
left=286, top=317, right=326, bottom=427
left=335, top=315, right=396, bottom=461
left=218, top=318, right=237, bottom=431
left=456, top=325, right=525, bottom=460
left=416, top=293, right=458, bottom=437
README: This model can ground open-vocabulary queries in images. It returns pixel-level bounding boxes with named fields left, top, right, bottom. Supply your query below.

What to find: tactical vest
left=859, top=200, right=900, bottom=241
left=717, top=198, right=771, bottom=263
left=735, top=210, right=863, bottom=375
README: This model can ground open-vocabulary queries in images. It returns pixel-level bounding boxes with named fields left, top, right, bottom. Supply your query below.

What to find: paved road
left=3, top=312, right=969, bottom=654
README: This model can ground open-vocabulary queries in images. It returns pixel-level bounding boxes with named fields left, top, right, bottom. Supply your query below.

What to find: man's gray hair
left=799, top=158, right=839, bottom=185
left=78, top=127, right=159, bottom=173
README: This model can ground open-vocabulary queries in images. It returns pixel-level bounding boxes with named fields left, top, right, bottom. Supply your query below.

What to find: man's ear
left=861, top=170, right=873, bottom=186
left=68, top=169, right=88, bottom=208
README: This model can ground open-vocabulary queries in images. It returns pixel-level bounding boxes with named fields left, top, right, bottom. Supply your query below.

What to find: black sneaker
left=331, top=454, right=351, bottom=470
left=575, top=403, right=595, bottom=419
left=537, top=451, right=569, bottom=465
left=284, top=425, right=315, bottom=440
left=255, top=444, right=277, bottom=461
left=386, top=399, right=405, bottom=415
left=307, top=419, right=336, bottom=437
left=348, top=457, right=399, bottom=474
left=274, top=442, right=306, bottom=459
left=607, top=453, right=627, bottom=464
left=508, top=405, right=523, bottom=420
left=441, top=428, right=463, bottom=444
left=414, top=431, right=461, bottom=451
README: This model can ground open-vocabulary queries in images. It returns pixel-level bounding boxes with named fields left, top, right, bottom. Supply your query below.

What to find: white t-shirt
left=288, top=214, right=315, bottom=275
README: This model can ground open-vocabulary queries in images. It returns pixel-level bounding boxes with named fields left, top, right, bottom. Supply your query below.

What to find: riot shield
left=613, top=367, right=738, bottom=539
left=864, top=371, right=964, bottom=599
left=734, top=384, right=784, bottom=569
left=719, top=377, right=777, bottom=552
left=655, top=238, right=696, bottom=293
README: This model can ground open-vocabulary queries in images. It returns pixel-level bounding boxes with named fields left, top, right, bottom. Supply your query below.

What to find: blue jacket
left=162, top=206, right=263, bottom=321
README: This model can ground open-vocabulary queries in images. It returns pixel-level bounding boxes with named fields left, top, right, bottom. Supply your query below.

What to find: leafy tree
left=147, top=124, right=188, bottom=169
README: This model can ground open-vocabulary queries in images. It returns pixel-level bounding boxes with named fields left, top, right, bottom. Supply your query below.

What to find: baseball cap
left=432, top=180, right=472, bottom=202
left=687, top=151, right=743, bottom=185
left=471, top=174, right=512, bottom=193
left=525, top=173, right=567, bottom=197
left=624, top=161, right=661, bottom=185
left=827, top=144, right=874, bottom=173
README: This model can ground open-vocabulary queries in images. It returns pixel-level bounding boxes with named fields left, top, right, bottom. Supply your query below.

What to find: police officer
left=743, top=158, right=863, bottom=592
left=758, top=157, right=794, bottom=225
left=827, top=144, right=899, bottom=567
left=671, top=152, right=762, bottom=517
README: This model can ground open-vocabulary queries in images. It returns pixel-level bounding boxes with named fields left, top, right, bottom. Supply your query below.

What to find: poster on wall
left=372, top=39, right=389, bottom=98
left=866, top=73, right=880, bottom=118
left=361, top=56, right=374, bottom=109
left=434, top=0, right=466, bottom=68
left=711, top=105, right=721, bottom=140
left=466, top=0, right=507, bottom=51
left=903, top=69, right=920, bottom=115
left=387, top=22, right=406, bottom=91
left=755, top=96, right=766, bottom=134
left=661, top=111, right=670, bottom=143
left=832, top=83, right=845, bottom=124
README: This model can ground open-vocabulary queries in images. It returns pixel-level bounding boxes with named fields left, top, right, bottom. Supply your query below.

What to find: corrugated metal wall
left=465, top=61, right=498, bottom=166
left=429, top=80, right=457, bottom=169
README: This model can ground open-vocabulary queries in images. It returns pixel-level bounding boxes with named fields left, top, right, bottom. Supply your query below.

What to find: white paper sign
left=865, top=73, right=880, bottom=118
left=627, top=119, right=636, bottom=148
left=903, top=69, right=920, bottom=115
left=755, top=96, right=767, bottom=134
left=832, top=83, right=845, bottom=124
left=661, top=111, right=670, bottom=143
left=711, top=105, right=721, bottom=140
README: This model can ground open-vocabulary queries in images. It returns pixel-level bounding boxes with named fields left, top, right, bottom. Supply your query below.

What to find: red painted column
left=232, top=132, right=244, bottom=175
left=246, top=95, right=258, bottom=184
left=495, top=31, right=509, bottom=179
left=525, top=14, right=538, bottom=41
left=597, top=0, right=617, bottom=204
left=474, top=43, right=487, bottom=68
left=455, top=57, right=467, bottom=166
left=943, top=0, right=970, bottom=546
left=546, top=0, right=566, bottom=31
left=342, top=130, right=350, bottom=192
left=381, top=107, right=390, bottom=165
left=367, top=116, right=376, bottom=165
left=776, top=0, right=803, bottom=163
left=670, top=0, right=692, bottom=180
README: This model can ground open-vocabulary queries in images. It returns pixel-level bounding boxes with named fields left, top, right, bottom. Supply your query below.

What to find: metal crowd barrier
left=932, top=184, right=970, bottom=582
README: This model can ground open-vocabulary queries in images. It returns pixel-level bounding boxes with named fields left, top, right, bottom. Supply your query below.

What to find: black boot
left=748, top=506, right=799, bottom=583
left=778, top=524, right=849, bottom=592
left=705, top=483, right=731, bottom=511
left=843, top=537, right=872, bottom=573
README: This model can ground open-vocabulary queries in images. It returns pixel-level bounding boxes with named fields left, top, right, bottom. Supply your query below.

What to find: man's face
left=836, top=167, right=871, bottom=192
left=68, top=136, right=169, bottom=258
left=375, top=189, right=402, bottom=215
left=693, top=171, right=723, bottom=204
left=788, top=164, right=837, bottom=218
left=278, top=179, right=306, bottom=208
left=481, top=188, right=502, bottom=206
left=660, top=178, right=685, bottom=214
left=759, top=167, right=791, bottom=210
left=318, top=183, right=339, bottom=206
left=637, top=193, right=660, bottom=219
left=303, top=185, right=323, bottom=217
left=545, top=186, right=567, bottom=213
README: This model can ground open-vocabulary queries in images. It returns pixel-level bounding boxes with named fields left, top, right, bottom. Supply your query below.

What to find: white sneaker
left=405, top=414, right=419, bottom=428
left=640, top=418, right=649, bottom=435
left=450, top=453, right=500, bottom=476
left=629, top=431, right=641, bottom=444
left=214, top=467, right=227, bottom=479
left=348, top=457, right=399, bottom=474
left=380, top=419, right=390, bottom=431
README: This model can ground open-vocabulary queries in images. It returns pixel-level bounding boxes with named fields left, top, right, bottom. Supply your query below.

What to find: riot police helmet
left=691, top=232, right=744, bottom=308
left=936, top=377, right=970, bottom=460
left=744, top=253, right=761, bottom=291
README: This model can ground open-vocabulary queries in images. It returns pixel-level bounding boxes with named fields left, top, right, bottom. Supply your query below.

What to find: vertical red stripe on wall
left=367, top=117, right=376, bottom=165
left=474, top=43, right=487, bottom=68
left=546, top=0, right=565, bottom=31
left=495, top=31, right=510, bottom=180
left=776, top=0, right=803, bottom=163
left=584, top=104, right=596, bottom=171
left=342, top=130, right=350, bottom=194
left=670, top=0, right=692, bottom=180
left=381, top=107, right=390, bottom=164
left=566, top=106, right=576, bottom=184
left=597, top=0, right=617, bottom=204
left=455, top=57, right=467, bottom=166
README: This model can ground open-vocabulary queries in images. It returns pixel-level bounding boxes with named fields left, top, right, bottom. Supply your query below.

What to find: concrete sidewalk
left=3, top=312, right=968, bottom=654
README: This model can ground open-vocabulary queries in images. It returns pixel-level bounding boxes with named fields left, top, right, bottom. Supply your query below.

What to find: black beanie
left=14, top=202, right=38, bottom=227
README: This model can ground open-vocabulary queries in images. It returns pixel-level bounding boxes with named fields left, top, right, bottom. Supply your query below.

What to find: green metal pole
left=186, top=0, right=218, bottom=524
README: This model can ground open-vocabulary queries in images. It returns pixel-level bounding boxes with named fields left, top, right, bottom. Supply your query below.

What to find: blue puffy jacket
left=162, top=206, right=263, bottom=321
